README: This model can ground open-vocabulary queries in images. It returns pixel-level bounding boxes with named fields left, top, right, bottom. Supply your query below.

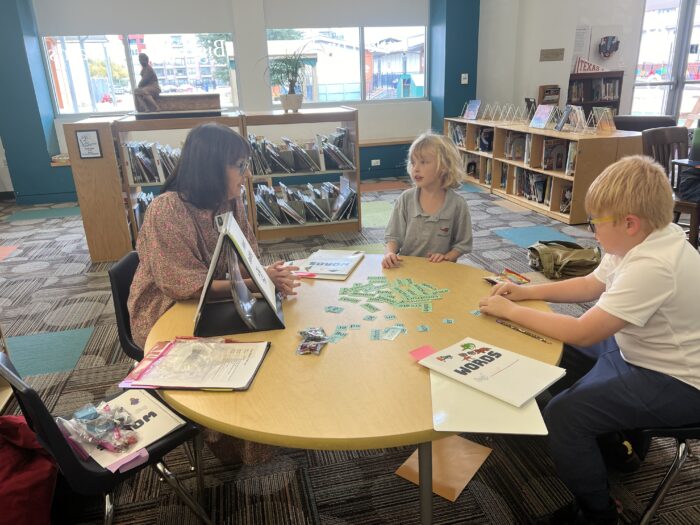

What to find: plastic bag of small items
left=56, top=401, right=138, bottom=455
left=296, top=327, right=329, bottom=355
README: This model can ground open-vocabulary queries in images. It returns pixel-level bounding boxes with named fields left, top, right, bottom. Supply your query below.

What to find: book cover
left=72, top=389, right=185, bottom=470
left=565, top=142, right=578, bottom=175
left=299, top=249, right=364, bottom=280
left=542, top=138, right=567, bottom=170
left=529, top=105, right=555, bottom=129
left=122, top=338, right=271, bottom=390
left=418, top=337, right=565, bottom=408
left=463, top=99, right=481, bottom=120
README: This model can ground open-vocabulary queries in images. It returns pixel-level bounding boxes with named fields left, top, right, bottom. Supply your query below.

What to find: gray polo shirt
left=384, top=187, right=472, bottom=257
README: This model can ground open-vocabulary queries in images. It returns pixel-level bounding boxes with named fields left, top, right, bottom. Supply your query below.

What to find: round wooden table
left=146, top=254, right=562, bottom=524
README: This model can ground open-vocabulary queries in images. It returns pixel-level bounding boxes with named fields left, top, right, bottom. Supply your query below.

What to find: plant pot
left=280, top=94, right=303, bottom=113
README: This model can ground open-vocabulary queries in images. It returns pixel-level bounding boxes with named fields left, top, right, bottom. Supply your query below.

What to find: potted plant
left=266, top=47, right=307, bottom=112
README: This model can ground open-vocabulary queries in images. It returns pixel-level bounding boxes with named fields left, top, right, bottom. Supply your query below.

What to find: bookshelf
left=567, top=70, right=624, bottom=118
left=244, top=107, right=361, bottom=241
left=111, top=114, right=247, bottom=243
left=66, top=107, right=360, bottom=261
left=444, top=117, right=641, bottom=224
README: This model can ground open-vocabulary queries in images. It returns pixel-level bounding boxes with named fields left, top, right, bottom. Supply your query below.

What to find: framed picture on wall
left=75, top=130, right=102, bottom=159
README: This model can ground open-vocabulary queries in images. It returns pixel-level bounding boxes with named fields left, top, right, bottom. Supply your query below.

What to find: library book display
left=64, top=107, right=361, bottom=262
left=445, top=117, right=641, bottom=225
left=145, top=254, right=562, bottom=525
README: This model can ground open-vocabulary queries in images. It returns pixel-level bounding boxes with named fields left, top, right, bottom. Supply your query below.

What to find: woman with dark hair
left=128, top=123, right=299, bottom=465
left=128, top=123, right=300, bottom=350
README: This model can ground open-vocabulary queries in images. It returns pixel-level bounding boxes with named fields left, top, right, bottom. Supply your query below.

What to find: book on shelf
left=542, top=138, right=568, bottom=171
left=484, top=159, right=493, bottom=185
left=560, top=182, right=573, bottom=214
left=463, top=99, right=481, bottom=120
left=529, top=104, right=555, bottom=129
left=282, top=137, right=321, bottom=172
left=59, top=389, right=185, bottom=471
left=592, top=107, right=616, bottom=132
left=120, top=337, right=271, bottom=390
left=565, top=142, right=578, bottom=175
left=554, top=105, right=573, bottom=132
left=464, top=154, right=480, bottom=179
left=543, top=177, right=554, bottom=206
left=524, top=134, right=532, bottom=165
left=499, top=162, right=508, bottom=189
left=314, top=134, right=327, bottom=171
left=294, top=249, right=365, bottom=280
left=418, top=337, right=565, bottom=408
left=449, top=122, right=466, bottom=147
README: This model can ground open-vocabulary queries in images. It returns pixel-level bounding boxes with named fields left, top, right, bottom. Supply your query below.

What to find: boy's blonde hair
left=585, top=155, right=673, bottom=230
left=407, top=131, right=465, bottom=189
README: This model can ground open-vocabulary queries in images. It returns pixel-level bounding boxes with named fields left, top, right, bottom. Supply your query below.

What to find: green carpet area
left=7, top=327, right=94, bottom=376
left=361, top=201, right=394, bottom=228
left=7, top=207, right=81, bottom=221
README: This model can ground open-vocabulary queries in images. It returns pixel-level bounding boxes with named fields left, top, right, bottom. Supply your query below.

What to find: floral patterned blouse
left=128, top=191, right=258, bottom=349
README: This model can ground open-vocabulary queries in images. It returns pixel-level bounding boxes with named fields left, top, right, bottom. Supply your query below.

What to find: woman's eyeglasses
left=587, top=216, right=615, bottom=233
left=237, top=158, right=251, bottom=173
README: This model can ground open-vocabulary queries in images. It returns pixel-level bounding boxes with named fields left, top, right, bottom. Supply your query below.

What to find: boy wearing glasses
left=479, top=155, right=700, bottom=524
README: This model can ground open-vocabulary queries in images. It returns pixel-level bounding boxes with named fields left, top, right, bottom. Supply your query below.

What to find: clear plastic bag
left=57, top=401, right=138, bottom=453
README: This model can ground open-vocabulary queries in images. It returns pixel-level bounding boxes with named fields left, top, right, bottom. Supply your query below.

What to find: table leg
left=418, top=441, right=433, bottom=525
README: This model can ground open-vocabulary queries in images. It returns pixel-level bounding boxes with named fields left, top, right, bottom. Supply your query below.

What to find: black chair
left=613, top=115, right=677, bottom=132
left=642, top=126, right=700, bottom=248
left=108, top=251, right=143, bottom=361
left=0, top=352, right=210, bottom=525
left=637, top=424, right=700, bottom=525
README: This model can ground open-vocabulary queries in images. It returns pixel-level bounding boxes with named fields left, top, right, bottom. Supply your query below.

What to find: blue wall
left=430, top=0, right=480, bottom=130
left=0, top=0, right=76, bottom=204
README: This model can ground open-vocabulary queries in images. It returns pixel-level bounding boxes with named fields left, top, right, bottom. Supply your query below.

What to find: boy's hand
left=266, top=261, right=301, bottom=297
left=489, top=282, right=531, bottom=302
left=382, top=252, right=402, bottom=269
left=427, top=252, right=446, bottom=263
left=478, top=294, right=517, bottom=319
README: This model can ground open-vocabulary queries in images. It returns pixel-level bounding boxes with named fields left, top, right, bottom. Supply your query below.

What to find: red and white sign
left=574, top=56, right=606, bottom=73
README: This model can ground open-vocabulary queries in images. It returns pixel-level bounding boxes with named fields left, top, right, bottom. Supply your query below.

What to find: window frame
left=633, top=0, right=698, bottom=120
left=264, top=25, right=429, bottom=107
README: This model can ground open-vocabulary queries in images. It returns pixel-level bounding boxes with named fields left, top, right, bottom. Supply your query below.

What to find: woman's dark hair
left=162, top=123, right=251, bottom=210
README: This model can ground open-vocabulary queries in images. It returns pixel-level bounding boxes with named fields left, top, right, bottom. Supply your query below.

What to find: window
left=363, top=27, right=426, bottom=100
left=43, top=32, right=239, bottom=114
left=632, top=0, right=700, bottom=126
left=266, top=26, right=426, bottom=104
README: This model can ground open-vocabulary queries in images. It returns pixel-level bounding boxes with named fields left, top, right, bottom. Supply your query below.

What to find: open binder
left=194, top=213, right=284, bottom=337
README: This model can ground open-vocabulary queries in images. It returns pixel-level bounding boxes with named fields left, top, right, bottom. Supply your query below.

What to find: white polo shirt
left=593, top=223, right=700, bottom=390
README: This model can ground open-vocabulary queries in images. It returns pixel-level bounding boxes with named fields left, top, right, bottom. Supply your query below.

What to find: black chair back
left=108, top=251, right=143, bottom=361
left=0, top=352, right=116, bottom=494
left=613, top=115, right=676, bottom=132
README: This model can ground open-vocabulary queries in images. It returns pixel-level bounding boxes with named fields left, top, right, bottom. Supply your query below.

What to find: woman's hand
left=478, top=294, right=518, bottom=319
left=266, top=261, right=301, bottom=297
left=382, top=252, right=402, bottom=269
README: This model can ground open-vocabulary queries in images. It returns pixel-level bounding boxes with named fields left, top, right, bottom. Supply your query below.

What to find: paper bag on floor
left=395, top=435, right=491, bottom=502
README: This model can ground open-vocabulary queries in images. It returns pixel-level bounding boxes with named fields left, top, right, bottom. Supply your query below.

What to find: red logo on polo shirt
left=440, top=227, right=449, bottom=233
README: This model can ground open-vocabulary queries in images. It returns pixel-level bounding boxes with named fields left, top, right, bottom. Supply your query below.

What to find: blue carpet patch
left=461, top=182, right=486, bottom=193
left=7, top=207, right=81, bottom=221
left=494, top=225, right=576, bottom=248
left=7, top=327, right=94, bottom=376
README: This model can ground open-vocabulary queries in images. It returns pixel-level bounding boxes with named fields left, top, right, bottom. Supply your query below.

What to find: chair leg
left=689, top=213, right=699, bottom=249
left=153, top=462, right=212, bottom=525
left=183, top=440, right=196, bottom=472
left=639, top=439, right=689, bottom=525
left=193, top=432, right=205, bottom=505
left=104, top=492, right=114, bottom=525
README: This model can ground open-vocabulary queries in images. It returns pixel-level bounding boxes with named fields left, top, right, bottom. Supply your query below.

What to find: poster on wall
left=571, top=25, right=624, bottom=72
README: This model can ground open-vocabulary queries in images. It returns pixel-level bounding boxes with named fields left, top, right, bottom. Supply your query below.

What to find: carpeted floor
left=0, top=183, right=698, bottom=524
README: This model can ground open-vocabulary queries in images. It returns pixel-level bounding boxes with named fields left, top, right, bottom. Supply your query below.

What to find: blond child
left=479, top=156, right=700, bottom=524
left=383, top=132, right=472, bottom=269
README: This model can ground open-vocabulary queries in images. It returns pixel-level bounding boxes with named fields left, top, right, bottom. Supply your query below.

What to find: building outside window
left=632, top=0, right=700, bottom=127
left=266, top=26, right=426, bottom=104
left=43, top=32, right=239, bottom=114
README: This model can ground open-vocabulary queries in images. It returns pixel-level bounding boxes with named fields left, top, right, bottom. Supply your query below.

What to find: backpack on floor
left=527, top=240, right=601, bottom=279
